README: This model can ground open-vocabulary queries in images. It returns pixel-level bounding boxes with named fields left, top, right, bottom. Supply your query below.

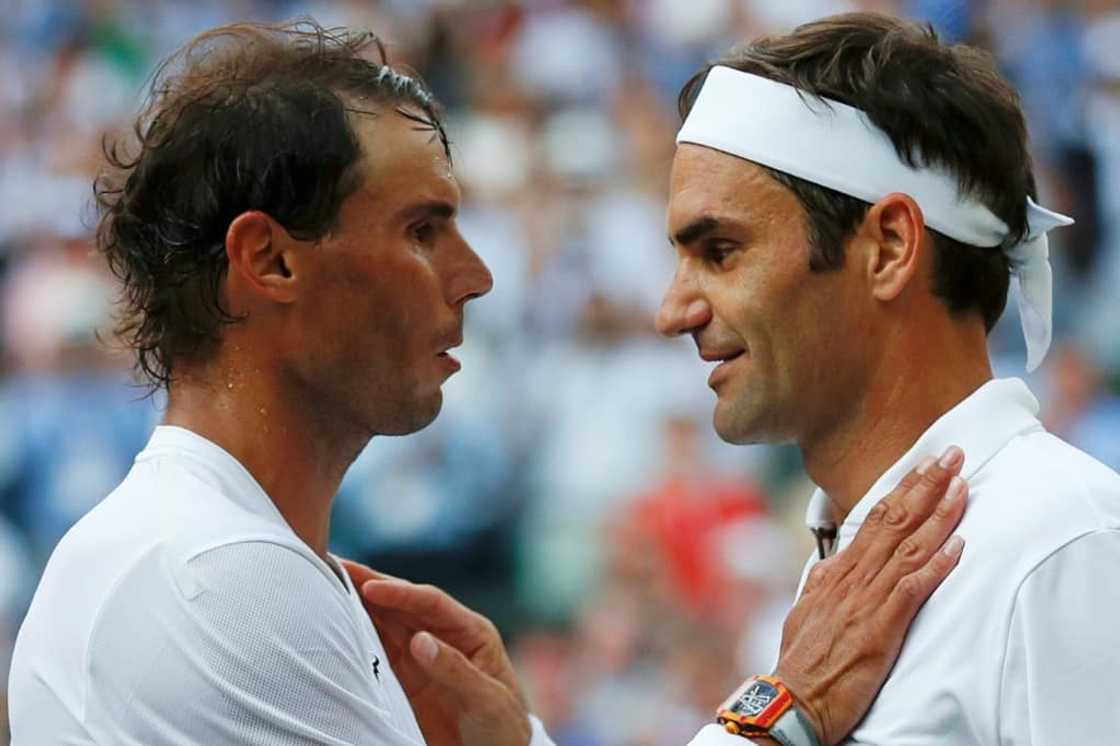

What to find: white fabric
left=809, top=379, right=1118, bottom=744
left=691, top=378, right=1120, bottom=746
left=529, top=714, right=556, bottom=746
left=8, top=426, right=426, bottom=744
left=675, top=66, right=1074, bottom=371
left=1010, top=200, right=1078, bottom=371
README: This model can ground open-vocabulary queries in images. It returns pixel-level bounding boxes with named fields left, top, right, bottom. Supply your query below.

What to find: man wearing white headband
left=660, top=12, right=1120, bottom=746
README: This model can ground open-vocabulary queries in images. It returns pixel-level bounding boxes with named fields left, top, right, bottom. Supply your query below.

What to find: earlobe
left=225, top=211, right=298, bottom=304
left=866, top=193, right=925, bottom=303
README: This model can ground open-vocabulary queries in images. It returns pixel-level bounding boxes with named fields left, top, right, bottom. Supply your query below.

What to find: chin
left=712, top=401, right=775, bottom=445
left=374, top=390, right=443, bottom=436
left=713, top=419, right=756, bottom=445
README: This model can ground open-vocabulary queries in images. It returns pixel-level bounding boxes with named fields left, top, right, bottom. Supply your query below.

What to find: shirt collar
left=137, top=425, right=291, bottom=530
left=805, top=378, right=1044, bottom=550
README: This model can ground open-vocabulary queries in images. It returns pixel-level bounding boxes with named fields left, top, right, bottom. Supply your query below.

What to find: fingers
left=367, top=608, right=413, bottom=657
left=410, top=631, right=494, bottom=701
left=844, top=446, right=964, bottom=583
left=361, top=579, right=453, bottom=619
left=340, top=559, right=401, bottom=588
left=409, top=631, right=531, bottom=745
left=361, top=579, right=496, bottom=652
left=882, top=532, right=965, bottom=626
left=870, top=474, right=967, bottom=593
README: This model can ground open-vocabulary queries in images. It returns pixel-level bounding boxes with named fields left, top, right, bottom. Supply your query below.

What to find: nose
left=450, top=237, right=494, bottom=306
left=656, top=268, right=711, bottom=337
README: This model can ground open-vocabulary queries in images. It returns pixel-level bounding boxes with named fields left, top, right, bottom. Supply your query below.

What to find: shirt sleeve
left=529, top=714, right=557, bottom=745
left=84, top=540, right=421, bottom=745
left=998, top=529, right=1120, bottom=746
left=689, top=723, right=754, bottom=745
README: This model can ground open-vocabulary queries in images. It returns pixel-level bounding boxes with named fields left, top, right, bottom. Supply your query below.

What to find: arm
left=997, top=529, right=1120, bottom=745
left=347, top=447, right=968, bottom=746
left=690, top=449, right=968, bottom=745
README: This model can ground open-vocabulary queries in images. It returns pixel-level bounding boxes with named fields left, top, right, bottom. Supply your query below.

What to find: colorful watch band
left=768, top=706, right=822, bottom=746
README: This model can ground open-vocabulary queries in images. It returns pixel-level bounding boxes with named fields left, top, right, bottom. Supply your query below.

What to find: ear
left=860, top=193, right=927, bottom=303
left=224, top=211, right=298, bottom=305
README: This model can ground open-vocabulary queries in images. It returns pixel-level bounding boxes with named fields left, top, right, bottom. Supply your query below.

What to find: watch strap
left=768, top=706, right=822, bottom=746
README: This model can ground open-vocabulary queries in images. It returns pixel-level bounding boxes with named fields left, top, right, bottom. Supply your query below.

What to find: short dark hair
left=96, top=19, right=448, bottom=390
left=679, top=12, right=1037, bottom=331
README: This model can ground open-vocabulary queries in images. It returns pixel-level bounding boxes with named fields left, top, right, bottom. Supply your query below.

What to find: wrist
left=772, top=668, right=828, bottom=745
left=716, top=675, right=822, bottom=746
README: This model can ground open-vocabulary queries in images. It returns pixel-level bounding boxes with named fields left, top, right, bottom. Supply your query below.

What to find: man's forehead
left=669, top=144, right=790, bottom=221
left=351, top=114, right=457, bottom=200
left=671, top=143, right=774, bottom=190
left=353, top=109, right=449, bottom=164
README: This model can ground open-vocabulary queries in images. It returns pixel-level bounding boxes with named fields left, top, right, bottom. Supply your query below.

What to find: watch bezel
left=716, top=675, right=795, bottom=734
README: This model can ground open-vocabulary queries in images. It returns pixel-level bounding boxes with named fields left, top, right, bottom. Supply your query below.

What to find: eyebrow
left=670, top=216, right=721, bottom=246
left=399, top=200, right=458, bottom=224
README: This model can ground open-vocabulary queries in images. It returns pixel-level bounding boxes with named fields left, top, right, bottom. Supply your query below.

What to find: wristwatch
left=716, top=675, right=821, bottom=746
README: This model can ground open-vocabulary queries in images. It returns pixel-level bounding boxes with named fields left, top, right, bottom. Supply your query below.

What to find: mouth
left=436, top=350, right=461, bottom=374
left=437, top=333, right=463, bottom=373
left=703, top=349, right=746, bottom=388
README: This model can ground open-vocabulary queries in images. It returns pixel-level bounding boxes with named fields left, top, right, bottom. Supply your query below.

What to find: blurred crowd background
left=2, top=0, right=1119, bottom=742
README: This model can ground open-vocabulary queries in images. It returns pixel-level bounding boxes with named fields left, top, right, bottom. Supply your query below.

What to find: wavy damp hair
left=95, top=19, right=448, bottom=391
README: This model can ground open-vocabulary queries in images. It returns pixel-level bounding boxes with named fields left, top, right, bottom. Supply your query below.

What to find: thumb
left=410, top=631, right=533, bottom=746
left=410, top=631, right=495, bottom=704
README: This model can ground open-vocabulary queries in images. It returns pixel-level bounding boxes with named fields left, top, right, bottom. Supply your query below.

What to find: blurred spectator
left=0, top=232, right=159, bottom=567
left=3, top=2, right=1120, bottom=743
left=622, top=416, right=767, bottom=617
left=1040, top=343, right=1120, bottom=471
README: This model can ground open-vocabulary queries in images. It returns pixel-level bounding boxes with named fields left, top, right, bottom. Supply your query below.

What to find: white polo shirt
left=9, top=426, right=430, bottom=744
left=690, top=377, right=1120, bottom=746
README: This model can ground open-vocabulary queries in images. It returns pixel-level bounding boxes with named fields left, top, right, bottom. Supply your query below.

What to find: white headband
left=676, top=65, right=1074, bottom=371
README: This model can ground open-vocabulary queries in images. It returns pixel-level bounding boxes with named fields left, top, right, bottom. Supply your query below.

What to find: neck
left=800, top=321, right=993, bottom=522
left=163, top=353, right=369, bottom=559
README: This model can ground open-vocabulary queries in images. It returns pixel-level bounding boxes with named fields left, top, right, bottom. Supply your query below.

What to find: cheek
left=736, top=270, right=822, bottom=383
left=787, top=281, right=862, bottom=391
left=360, top=256, right=444, bottom=349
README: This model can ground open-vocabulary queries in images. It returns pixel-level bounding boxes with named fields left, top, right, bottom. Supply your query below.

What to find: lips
left=705, top=349, right=746, bottom=388
left=437, top=328, right=464, bottom=373
left=700, top=349, right=745, bottom=364
left=436, top=350, right=461, bottom=373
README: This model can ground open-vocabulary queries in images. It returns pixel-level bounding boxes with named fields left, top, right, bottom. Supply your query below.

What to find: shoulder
left=927, top=431, right=1120, bottom=615
left=1004, top=528, right=1120, bottom=634
left=965, top=430, right=1120, bottom=554
left=76, top=539, right=415, bottom=744
left=997, top=530, right=1120, bottom=742
left=49, top=454, right=295, bottom=580
left=83, top=540, right=373, bottom=737
left=88, top=539, right=353, bottom=665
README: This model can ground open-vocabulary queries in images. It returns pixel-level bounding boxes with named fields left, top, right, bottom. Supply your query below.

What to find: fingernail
left=916, top=456, right=936, bottom=475
left=412, top=632, right=438, bottom=665
left=945, top=475, right=967, bottom=502
left=938, top=446, right=963, bottom=470
left=943, top=535, right=964, bottom=557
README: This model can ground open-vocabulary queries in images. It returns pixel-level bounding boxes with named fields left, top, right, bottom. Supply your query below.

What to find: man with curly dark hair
left=9, top=17, right=971, bottom=746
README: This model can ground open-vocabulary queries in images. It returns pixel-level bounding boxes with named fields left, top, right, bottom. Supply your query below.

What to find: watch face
left=729, top=681, right=779, bottom=717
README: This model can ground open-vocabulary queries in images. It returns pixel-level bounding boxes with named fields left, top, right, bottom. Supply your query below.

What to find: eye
left=703, top=241, right=737, bottom=267
left=411, top=221, right=436, bottom=245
